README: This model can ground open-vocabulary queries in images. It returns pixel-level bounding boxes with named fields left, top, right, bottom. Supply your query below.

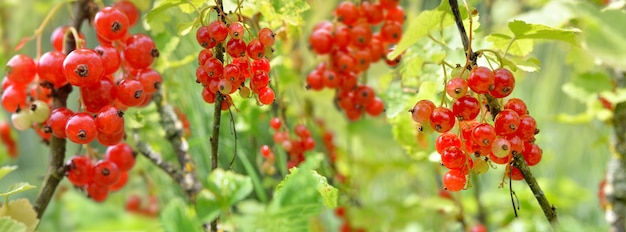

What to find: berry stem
left=510, top=153, right=559, bottom=225
left=33, top=0, right=92, bottom=220
left=209, top=1, right=226, bottom=231
left=449, top=0, right=557, bottom=226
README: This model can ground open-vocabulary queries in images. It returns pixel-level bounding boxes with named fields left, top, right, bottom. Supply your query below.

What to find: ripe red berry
left=494, top=109, right=521, bottom=136
left=208, top=20, right=229, bottom=43
left=125, top=194, right=142, bottom=212
left=124, top=34, right=158, bottom=70
left=228, top=22, right=245, bottom=40
left=258, top=28, right=276, bottom=47
left=472, top=123, right=496, bottom=147
left=306, top=71, right=324, bottom=90
left=226, top=38, right=247, bottom=58
left=354, top=85, right=375, bottom=105
left=504, top=98, right=528, bottom=116
left=66, top=155, right=94, bottom=186
left=522, top=143, right=542, bottom=166
left=38, top=51, right=67, bottom=88
left=97, top=129, right=125, bottom=146
left=46, top=107, right=74, bottom=138
left=86, top=182, right=109, bottom=202
left=270, top=117, right=281, bottom=130
left=6, top=54, right=37, bottom=85
left=63, top=48, right=103, bottom=87
left=349, top=24, right=373, bottom=48
left=385, top=6, right=406, bottom=23
left=117, top=79, right=146, bottom=107
left=109, top=171, right=129, bottom=191
left=446, top=77, right=468, bottom=99
left=491, top=137, right=511, bottom=159
left=410, top=100, right=435, bottom=124
left=196, top=26, right=215, bottom=48
left=361, top=2, right=384, bottom=25
left=430, top=107, right=456, bottom=133
left=365, top=97, right=385, bottom=116
left=65, top=112, right=98, bottom=144
left=443, top=169, right=466, bottom=192
left=95, top=106, right=125, bottom=135
left=94, top=7, right=129, bottom=41
left=112, top=0, right=140, bottom=27
left=309, top=29, right=334, bottom=54
left=94, top=45, right=121, bottom=75
left=136, top=69, right=162, bottom=94
left=260, top=145, right=272, bottom=158
left=81, top=76, right=117, bottom=113
left=93, top=159, right=120, bottom=186
left=335, top=2, right=360, bottom=26
left=251, top=71, right=270, bottom=92
left=509, top=167, right=524, bottom=180
left=1, top=85, right=27, bottom=113
left=468, top=66, right=495, bottom=94
left=258, top=87, right=275, bottom=105
left=251, top=58, right=271, bottom=74
left=490, top=68, right=516, bottom=98
left=380, top=21, right=403, bottom=44
left=441, top=146, right=467, bottom=169
left=452, top=95, right=480, bottom=121
left=105, top=143, right=135, bottom=172
left=50, top=26, right=85, bottom=52
left=247, top=39, right=265, bottom=60
left=203, top=57, right=224, bottom=78
left=516, top=115, right=537, bottom=141
left=436, top=132, right=461, bottom=154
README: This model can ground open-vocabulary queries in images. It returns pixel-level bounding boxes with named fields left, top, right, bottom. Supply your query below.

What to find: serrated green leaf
left=571, top=72, right=613, bottom=93
left=486, top=33, right=534, bottom=57
left=508, top=20, right=580, bottom=45
left=0, top=166, right=17, bottom=180
left=389, top=1, right=457, bottom=59
left=515, top=57, right=541, bottom=72
left=0, top=199, right=39, bottom=232
left=161, top=198, right=202, bottom=232
left=0, top=183, right=35, bottom=197
left=0, top=217, right=26, bottom=232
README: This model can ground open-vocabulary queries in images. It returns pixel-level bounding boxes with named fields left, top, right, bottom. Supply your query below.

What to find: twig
left=133, top=133, right=191, bottom=193
left=152, top=92, right=203, bottom=202
left=606, top=71, right=626, bottom=232
left=448, top=0, right=558, bottom=226
left=209, top=1, right=226, bottom=231
left=33, top=0, right=93, bottom=219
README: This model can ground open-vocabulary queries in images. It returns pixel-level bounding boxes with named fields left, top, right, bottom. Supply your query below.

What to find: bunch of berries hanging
left=411, top=66, right=542, bottom=191
left=306, top=0, right=405, bottom=120
left=262, top=117, right=316, bottom=169
left=2, top=1, right=158, bottom=201
left=195, top=13, right=277, bottom=109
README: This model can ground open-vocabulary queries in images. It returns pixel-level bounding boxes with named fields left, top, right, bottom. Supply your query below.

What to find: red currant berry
left=365, top=97, right=385, bottom=116
left=442, top=146, right=467, bottom=169
left=94, top=45, right=121, bottom=75
left=86, top=182, right=109, bottom=202
left=258, top=87, right=275, bottom=105
left=66, top=155, right=93, bottom=186
left=452, top=95, right=480, bottom=121
left=93, top=159, right=120, bottom=186
left=258, top=28, right=276, bottom=47
left=113, top=0, right=140, bottom=27
left=105, top=143, right=135, bottom=172
left=489, top=68, right=515, bottom=98
left=504, top=98, right=528, bottom=116
left=335, top=2, right=360, bottom=26
left=81, top=76, right=117, bottom=113
left=228, top=22, right=245, bottom=40
left=446, top=77, right=468, bottom=99
left=94, top=7, right=129, bottom=41
left=63, top=48, right=103, bottom=87
left=309, top=29, right=334, bottom=54
left=468, top=66, right=494, bottom=94
left=472, top=123, right=496, bottom=147
left=435, top=132, right=462, bottom=154
left=37, top=51, right=67, bottom=88
left=65, top=112, right=98, bottom=144
left=226, top=39, right=247, bottom=58
left=430, top=107, right=456, bottom=133
left=6, top=54, right=37, bottom=85
left=95, top=106, right=125, bottom=135
left=516, top=115, right=537, bottom=141
left=269, top=117, right=281, bottom=130
left=247, top=39, right=265, bottom=60
left=522, top=143, right=542, bottom=166
left=117, top=79, right=145, bottom=107
left=443, top=169, right=466, bottom=192
left=208, top=20, right=229, bottom=43
left=46, top=107, right=74, bottom=138
left=494, top=109, right=520, bottom=136
left=124, top=34, right=158, bottom=70
left=491, top=137, right=511, bottom=159
left=109, top=171, right=129, bottom=191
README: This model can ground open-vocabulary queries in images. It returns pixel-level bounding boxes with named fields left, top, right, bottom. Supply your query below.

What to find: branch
left=33, top=0, right=94, bottom=219
left=210, top=1, right=226, bottom=231
left=152, top=92, right=203, bottom=202
left=606, top=74, right=626, bottom=231
left=448, top=0, right=557, bottom=226
left=133, top=133, right=190, bottom=193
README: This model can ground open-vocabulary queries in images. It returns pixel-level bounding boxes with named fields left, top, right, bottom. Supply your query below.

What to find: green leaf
left=486, top=33, right=534, bottom=57
left=161, top=198, right=202, bottom=232
left=515, top=57, right=541, bottom=72
left=177, top=20, right=197, bottom=36
left=196, top=169, right=252, bottom=221
left=0, top=199, right=39, bottom=232
left=0, top=183, right=35, bottom=197
left=571, top=72, right=613, bottom=93
left=0, top=217, right=26, bottom=232
left=389, top=1, right=458, bottom=59
left=145, top=0, right=183, bottom=34
left=178, top=0, right=203, bottom=13
left=0, top=166, right=17, bottom=180
left=566, top=2, right=626, bottom=68
left=508, top=20, right=580, bottom=45
left=195, top=190, right=220, bottom=222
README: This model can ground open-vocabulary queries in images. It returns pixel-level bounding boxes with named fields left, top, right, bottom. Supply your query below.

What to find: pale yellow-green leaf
left=0, top=217, right=26, bottom=232
left=0, top=199, right=39, bottom=232
left=0, top=183, right=35, bottom=197
left=0, top=166, right=17, bottom=180
left=486, top=33, right=534, bottom=57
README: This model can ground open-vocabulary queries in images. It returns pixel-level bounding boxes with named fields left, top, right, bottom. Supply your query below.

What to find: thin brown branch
left=33, top=0, right=94, bottom=219
left=152, top=92, right=203, bottom=202
left=209, top=1, right=226, bottom=231
left=133, top=133, right=189, bottom=192
left=449, top=0, right=557, bottom=226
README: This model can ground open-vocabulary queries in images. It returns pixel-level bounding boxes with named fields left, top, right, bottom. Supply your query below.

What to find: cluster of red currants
left=306, top=0, right=405, bottom=120
left=66, top=143, right=135, bottom=202
left=0, top=122, right=17, bottom=158
left=263, top=117, right=316, bottom=169
left=2, top=0, right=160, bottom=148
left=195, top=16, right=276, bottom=109
left=411, top=66, right=543, bottom=191
left=125, top=193, right=159, bottom=217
